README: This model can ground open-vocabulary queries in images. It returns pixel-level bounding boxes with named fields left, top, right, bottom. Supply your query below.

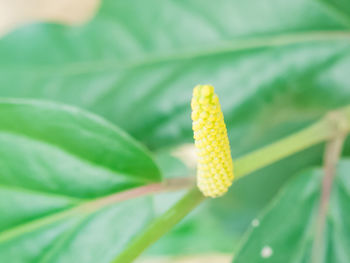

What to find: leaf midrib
left=0, top=195, right=110, bottom=244
left=0, top=178, right=175, bottom=244
left=2, top=30, right=350, bottom=76
left=0, top=184, right=83, bottom=202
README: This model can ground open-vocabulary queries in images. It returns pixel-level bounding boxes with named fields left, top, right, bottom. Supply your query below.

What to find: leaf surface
left=0, top=0, right=349, bottom=153
left=1, top=0, right=350, bottom=258
left=0, top=100, right=160, bottom=262
left=233, top=159, right=350, bottom=263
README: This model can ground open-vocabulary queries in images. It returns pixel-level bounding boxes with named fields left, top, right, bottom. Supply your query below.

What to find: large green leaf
left=0, top=0, right=349, bottom=153
left=0, top=99, right=160, bottom=185
left=233, top=159, right=350, bottom=263
left=1, top=0, right=350, bottom=259
left=0, top=100, right=161, bottom=262
left=1, top=197, right=155, bottom=263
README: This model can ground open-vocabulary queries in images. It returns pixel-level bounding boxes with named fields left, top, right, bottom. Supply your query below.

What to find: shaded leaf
left=233, top=159, right=350, bottom=263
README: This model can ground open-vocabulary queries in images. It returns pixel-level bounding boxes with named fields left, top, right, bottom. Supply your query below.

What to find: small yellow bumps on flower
left=191, top=85, right=234, bottom=198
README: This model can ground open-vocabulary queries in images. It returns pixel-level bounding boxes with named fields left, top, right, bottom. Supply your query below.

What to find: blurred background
left=0, top=0, right=99, bottom=36
left=0, top=0, right=350, bottom=262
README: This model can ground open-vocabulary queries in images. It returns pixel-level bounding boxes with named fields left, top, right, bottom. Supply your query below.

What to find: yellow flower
left=191, top=85, right=234, bottom=197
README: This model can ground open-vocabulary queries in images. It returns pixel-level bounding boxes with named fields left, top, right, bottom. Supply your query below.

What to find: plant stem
left=234, top=120, right=333, bottom=178
left=112, top=106, right=350, bottom=263
left=311, top=129, right=346, bottom=263
left=234, top=105, right=350, bottom=178
left=112, top=188, right=205, bottom=263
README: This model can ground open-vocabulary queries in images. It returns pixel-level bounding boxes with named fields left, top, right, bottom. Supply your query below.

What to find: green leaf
left=233, top=158, right=350, bottom=263
left=0, top=0, right=349, bottom=153
left=0, top=99, right=161, bottom=262
left=0, top=99, right=160, bottom=185
left=0, top=198, right=155, bottom=263
left=2, top=2, right=350, bottom=235
left=2, top=0, right=350, bottom=258
left=317, top=0, right=350, bottom=26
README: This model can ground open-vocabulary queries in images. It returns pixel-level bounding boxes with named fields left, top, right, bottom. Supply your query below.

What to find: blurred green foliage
left=0, top=0, right=349, bottom=262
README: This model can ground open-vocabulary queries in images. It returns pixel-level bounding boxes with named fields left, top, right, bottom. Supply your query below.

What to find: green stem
left=112, top=188, right=205, bottom=263
left=112, top=106, right=350, bottom=263
left=233, top=119, right=333, bottom=178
